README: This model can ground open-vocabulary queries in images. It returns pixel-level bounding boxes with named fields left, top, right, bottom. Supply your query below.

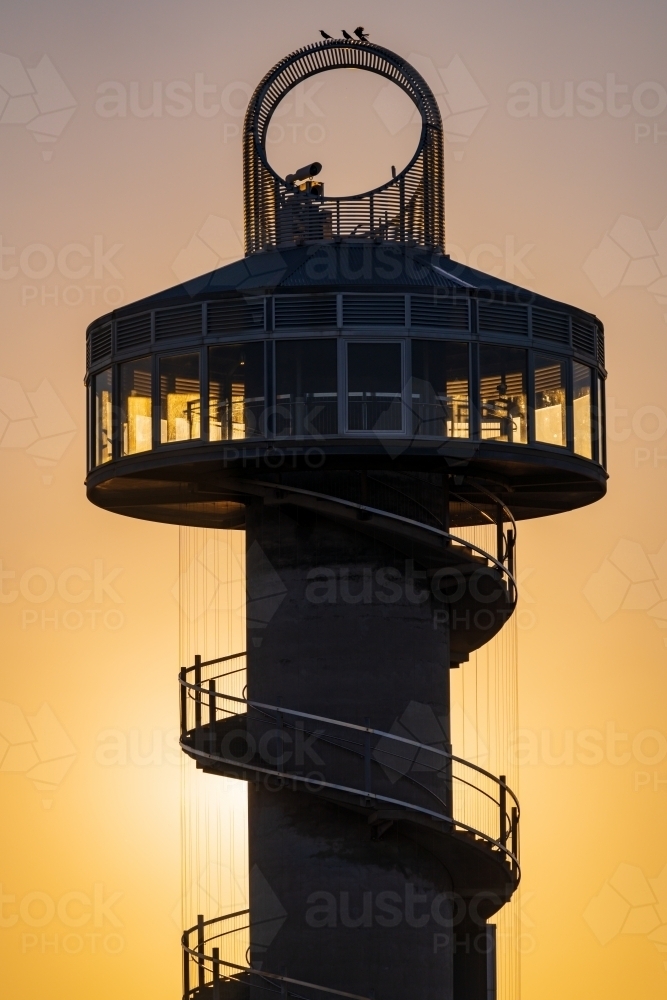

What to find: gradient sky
left=1, top=1, right=666, bottom=997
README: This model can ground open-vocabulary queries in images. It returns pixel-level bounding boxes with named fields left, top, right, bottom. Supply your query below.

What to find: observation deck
left=85, top=242, right=606, bottom=528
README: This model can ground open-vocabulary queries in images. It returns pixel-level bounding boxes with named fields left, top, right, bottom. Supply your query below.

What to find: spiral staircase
left=179, top=479, right=520, bottom=999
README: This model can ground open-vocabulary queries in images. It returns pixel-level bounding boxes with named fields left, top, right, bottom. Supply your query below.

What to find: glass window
left=347, top=342, right=402, bottom=432
left=209, top=343, right=264, bottom=440
left=94, top=368, right=113, bottom=465
left=479, top=347, right=527, bottom=443
left=534, top=354, right=567, bottom=447
left=120, top=357, right=152, bottom=455
left=411, top=340, right=469, bottom=437
left=275, top=339, right=337, bottom=437
left=159, top=353, right=200, bottom=444
left=573, top=362, right=593, bottom=458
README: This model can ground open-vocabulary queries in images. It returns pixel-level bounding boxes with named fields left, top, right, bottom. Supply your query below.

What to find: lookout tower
left=85, top=37, right=607, bottom=1000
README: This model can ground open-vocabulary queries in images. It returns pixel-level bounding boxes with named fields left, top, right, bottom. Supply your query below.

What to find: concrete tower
left=85, top=38, right=607, bottom=1000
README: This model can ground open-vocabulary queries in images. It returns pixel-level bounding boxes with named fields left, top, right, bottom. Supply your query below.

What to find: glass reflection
left=573, top=362, right=593, bottom=458
left=534, top=354, right=567, bottom=447
left=160, top=353, right=200, bottom=443
left=94, top=368, right=113, bottom=465
left=276, top=339, right=337, bottom=436
left=121, top=357, right=152, bottom=455
left=479, top=347, right=527, bottom=443
left=209, top=343, right=264, bottom=440
left=411, top=340, right=469, bottom=437
left=347, top=342, right=402, bottom=432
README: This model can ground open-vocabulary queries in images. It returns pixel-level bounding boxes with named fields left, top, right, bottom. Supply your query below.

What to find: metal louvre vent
left=571, top=316, right=596, bottom=357
left=596, top=325, right=605, bottom=366
left=343, top=295, right=405, bottom=326
left=410, top=295, right=470, bottom=330
left=154, top=305, right=202, bottom=341
left=532, top=307, right=570, bottom=344
left=116, top=313, right=151, bottom=352
left=207, top=298, right=265, bottom=334
left=274, top=295, right=337, bottom=328
left=88, top=322, right=112, bottom=368
left=478, top=301, right=529, bottom=336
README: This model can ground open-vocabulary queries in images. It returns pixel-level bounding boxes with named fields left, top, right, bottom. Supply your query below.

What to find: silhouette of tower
left=85, top=38, right=607, bottom=1000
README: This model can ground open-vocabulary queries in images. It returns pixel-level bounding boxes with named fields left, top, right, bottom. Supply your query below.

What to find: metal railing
left=183, top=909, right=375, bottom=999
left=248, top=478, right=517, bottom=597
left=179, top=655, right=519, bottom=876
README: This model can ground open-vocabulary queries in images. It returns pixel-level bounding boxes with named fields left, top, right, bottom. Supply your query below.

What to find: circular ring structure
left=243, top=39, right=445, bottom=254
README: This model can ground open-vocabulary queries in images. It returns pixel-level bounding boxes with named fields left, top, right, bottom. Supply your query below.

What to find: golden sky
left=1, top=1, right=666, bottom=997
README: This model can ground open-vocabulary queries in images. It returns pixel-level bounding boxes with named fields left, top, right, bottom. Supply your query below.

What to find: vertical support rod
left=197, top=914, right=205, bottom=989
left=496, top=504, right=504, bottom=566
left=499, top=775, right=507, bottom=846
left=180, top=667, right=187, bottom=737
left=511, top=806, right=519, bottom=873
left=194, top=655, right=202, bottom=731
left=182, top=931, right=190, bottom=999
left=208, top=679, right=216, bottom=729
left=212, top=946, right=220, bottom=981
left=364, top=717, right=372, bottom=796
left=507, top=528, right=515, bottom=582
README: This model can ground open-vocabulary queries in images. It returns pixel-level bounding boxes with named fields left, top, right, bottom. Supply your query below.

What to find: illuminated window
left=347, top=342, right=403, bottom=432
left=94, top=368, right=113, bottom=465
left=411, top=340, right=469, bottom=437
left=276, top=339, right=337, bottom=437
left=534, top=354, right=567, bottom=447
left=209, top=343, right=264, bottom=440
left=479, top=347, right=527, bottom=443
left=120, top=357, right=152, bottom=455
left=573, top=362, right=593, bottom=458
left=159, top=353, right=200, bottom=444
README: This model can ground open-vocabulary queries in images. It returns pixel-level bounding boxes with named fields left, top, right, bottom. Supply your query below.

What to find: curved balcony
left=182, top=909, right=378, bottom=999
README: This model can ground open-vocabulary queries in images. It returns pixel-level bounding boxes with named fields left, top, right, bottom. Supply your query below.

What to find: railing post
left=496, top=504, right=504, bottom=566
left=364, top=718, right=372, bottom=796
left=445, top=742, right=453, bottom=820
left=194, top=654, right=202, bottom=732
left=212, top=945, right=220, bottom=981
left=182, top=931, right=190, bottom=999
left=499, top=775, right=507, bottom=846
left=208, top=679, right=216, bottom=729
left=197, top=913, right=205, bottom=989
left=511, top=806, right=519, bottom=873
left=507, top=528, right=515, bottom=581
left=179, top=667, right=187, bottom=737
